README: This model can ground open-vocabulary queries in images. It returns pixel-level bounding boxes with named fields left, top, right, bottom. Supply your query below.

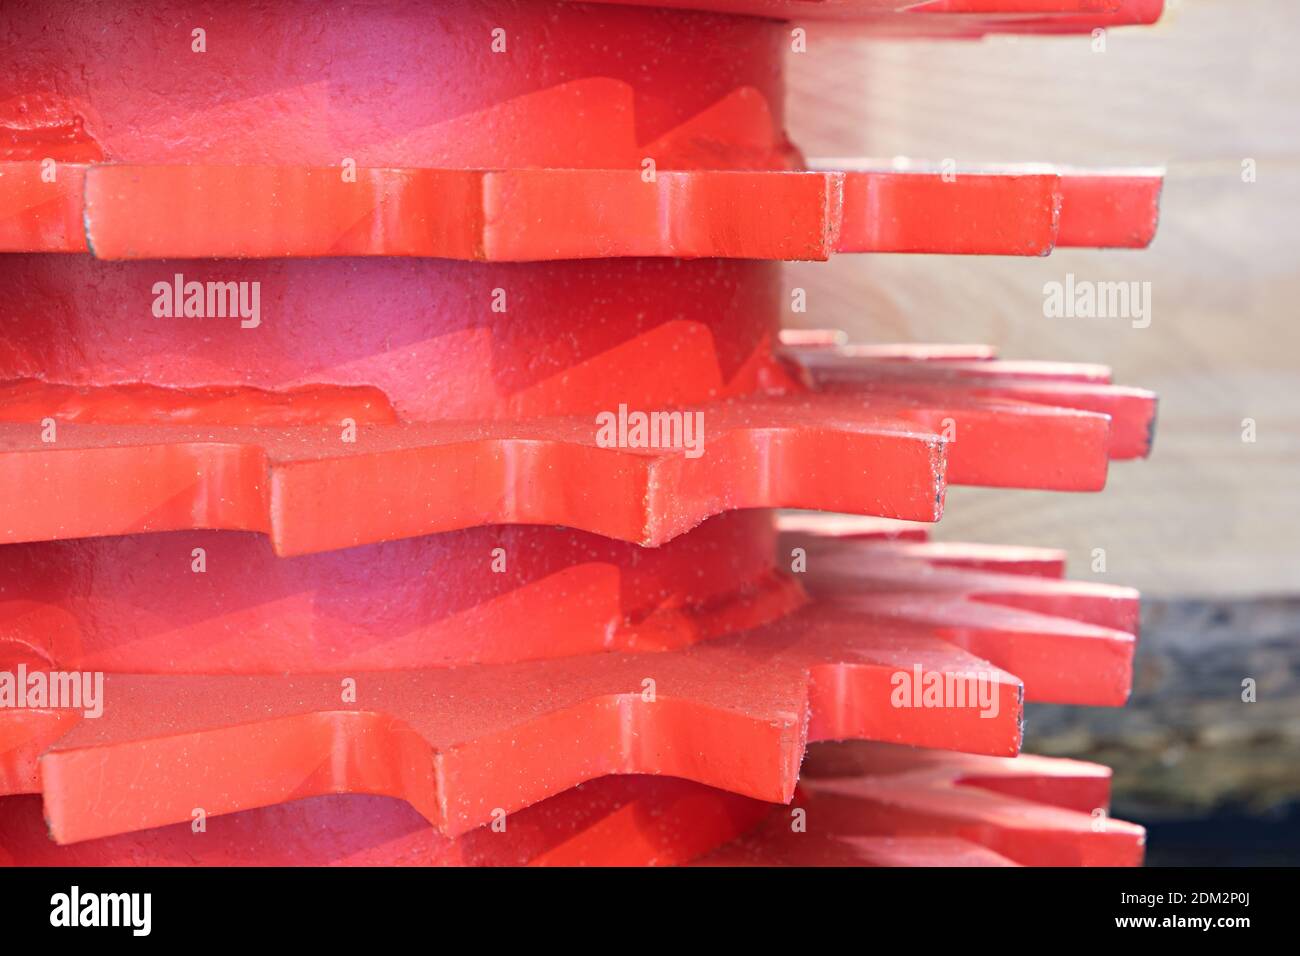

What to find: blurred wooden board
left=785, top=0, right=1300, bottom=597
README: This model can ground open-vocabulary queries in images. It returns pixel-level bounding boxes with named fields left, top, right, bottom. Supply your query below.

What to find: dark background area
left=1026, top=599, right=1300, bottom=865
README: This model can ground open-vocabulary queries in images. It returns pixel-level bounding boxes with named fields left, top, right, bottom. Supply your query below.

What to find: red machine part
left=4, top=618, right=1017, bottom=845
left=0, top=342, right=1153, bottom=551
left=0, top=162, right=1161, bottom=258
left=2, top=518, right=1140, bottom=846
left=0, top=510, right=1135, bottom=686
left=700, top=742, right=1145, bottom=866
left=2, top=2, right=796, bottom=168
left=0, top=255, right=793, bottom=424
left=579, top=1, right=1164, bottom=36
left=0, top=0, right=1162, bottom=869
left=783, top=335, right=1158, bottom=459
left=0, top=511, right=797, bottom=674
left=0, top=775, right=772, bottom=867
left=0, top=1, right=1163, bottom=170
left=0, top=744, right=1143, bottom=867
left=780, top=520, right=1138, bottom=707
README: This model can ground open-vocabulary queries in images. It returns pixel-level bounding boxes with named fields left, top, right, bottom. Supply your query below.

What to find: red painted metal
left=819, top=162, right=1163, bottom=254
left=835, top=169, right=1059, bottom=256
left=3, top=608, right=1023, bottom=844
left=699, top=742, right=1145, bottom=866
left=0, top=342, right=1154, bottom=552
left=837, top=538, right=1069, bottom=576
left=0, top=394, right=952, bottom=551
left=0, top=511, right=797, bottom=674
left=783, top=335, right=1157, bottom=459
left=0, top=743, right=1143, bottom=867
left=778, top=517, right=1138, bottom=706
left=1, top=514, right=1142, bottom=845
left=0, top=256, right=792, bottom=423
left=776, top=512, right=934, bottom=542
left=1057, top=169, right=1164, bottom=248
left=0, top=161, right=89, bottom=252
left=0, top=0, right=1164, bottom=868
left=1, top=2, right=794, bottom=169
left=78, top=165, right=841, bottom=262
left=1, top=161, right=1162, bottom=258
left=580, top=1, right=1164, bottom=35
left=0, top=776, right=772, bottom=867
left=0, top=512, right=1136, bottom=683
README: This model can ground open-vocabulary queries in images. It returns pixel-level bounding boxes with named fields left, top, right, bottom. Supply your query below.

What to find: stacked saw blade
left=0, top=0, right=1162, bottom=866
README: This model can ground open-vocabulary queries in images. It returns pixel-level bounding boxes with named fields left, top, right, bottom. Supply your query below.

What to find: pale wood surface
left=784, top=0, right=1300, bottom=597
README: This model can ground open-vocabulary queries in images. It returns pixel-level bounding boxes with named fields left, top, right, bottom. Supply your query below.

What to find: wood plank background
left=783, top=0, right=1300, bottom=597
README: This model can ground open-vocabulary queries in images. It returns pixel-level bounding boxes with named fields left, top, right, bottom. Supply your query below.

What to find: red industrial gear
left=0, top=0, right=1165, bottom=866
